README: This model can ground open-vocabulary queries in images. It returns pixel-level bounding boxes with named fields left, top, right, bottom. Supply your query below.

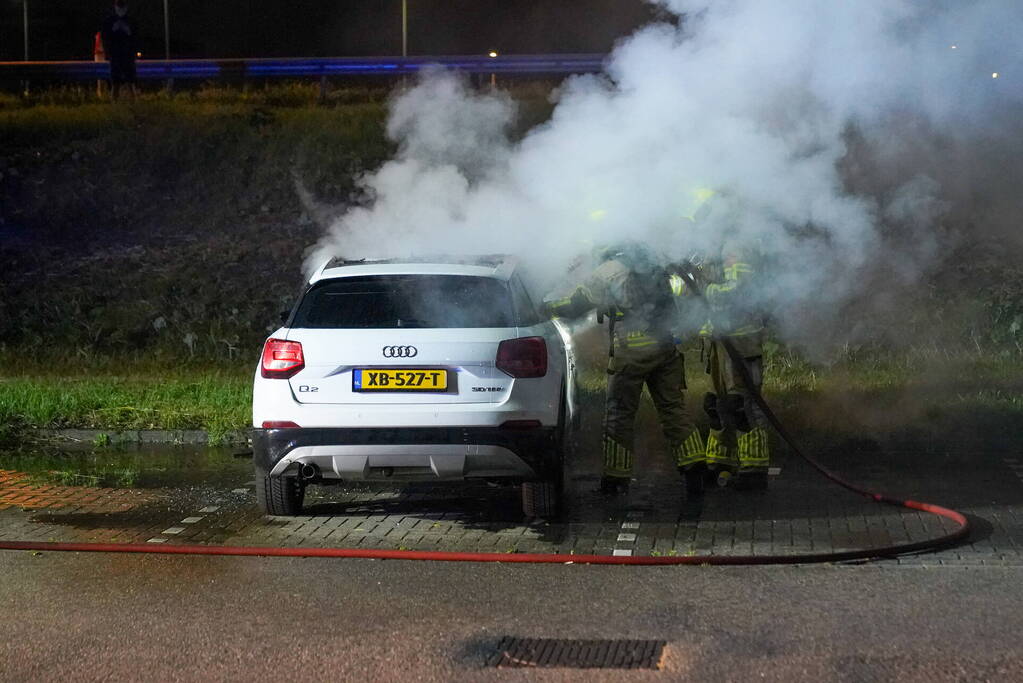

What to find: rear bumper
left=252, top=427, right=559, bottom=481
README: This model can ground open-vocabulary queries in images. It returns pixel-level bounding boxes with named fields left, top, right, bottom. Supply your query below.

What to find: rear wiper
left=396, top=318, right=431, bottom=328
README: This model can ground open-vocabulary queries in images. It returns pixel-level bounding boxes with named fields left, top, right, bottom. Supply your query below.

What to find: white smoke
left=308, top=0, right=1022, bottom=347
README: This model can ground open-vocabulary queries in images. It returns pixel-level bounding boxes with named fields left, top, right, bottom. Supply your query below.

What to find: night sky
left=1, top=1, right=662, bottom=61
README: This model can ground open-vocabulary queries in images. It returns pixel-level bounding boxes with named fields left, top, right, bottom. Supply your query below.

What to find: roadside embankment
left=3, top=86, right=1023, bottom=452
left=0, top=84, right=557, bottom=364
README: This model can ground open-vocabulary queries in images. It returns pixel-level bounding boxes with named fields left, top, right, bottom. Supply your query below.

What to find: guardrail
left=0, top=54, right=606, bottom=82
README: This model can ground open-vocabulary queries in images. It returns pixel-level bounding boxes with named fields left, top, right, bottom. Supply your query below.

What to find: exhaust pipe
left=299, top=463, right=320, bottom=481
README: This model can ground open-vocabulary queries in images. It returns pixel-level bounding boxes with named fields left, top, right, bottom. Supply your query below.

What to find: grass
left=0, top=362, right=251, bottom=445
left=578, top=344, right=1023, bottom=454
left=5, top=345, right=1023, bottom=454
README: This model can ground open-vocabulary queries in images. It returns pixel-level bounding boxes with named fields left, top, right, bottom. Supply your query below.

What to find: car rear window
left=292, top=275, right=517, bottom=329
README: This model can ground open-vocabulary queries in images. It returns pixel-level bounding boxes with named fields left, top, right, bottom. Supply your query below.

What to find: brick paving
left=2, top=443, right=1021, bottom=566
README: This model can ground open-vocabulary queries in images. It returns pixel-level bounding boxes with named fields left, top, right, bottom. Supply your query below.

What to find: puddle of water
left=0, top=444, right=250, bottom=489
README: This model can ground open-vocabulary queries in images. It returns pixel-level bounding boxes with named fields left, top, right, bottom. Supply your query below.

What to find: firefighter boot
left=705, top=429, right=739, bottom=488
left=734, top=426, right=770, bottom=491
left=674, top=432, right=707, bottom=499
left=678, top=463, right=706, bottom=498
left=600, top=435, right=633, bottom=495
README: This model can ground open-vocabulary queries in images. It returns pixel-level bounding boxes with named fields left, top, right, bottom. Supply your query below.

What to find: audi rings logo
left=382, top=345, right=418, bottom=358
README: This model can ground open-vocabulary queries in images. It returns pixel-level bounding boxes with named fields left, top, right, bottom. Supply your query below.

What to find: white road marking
left=146, top=538, right=167, bottom=544
left=232, top=488, right=249, bottom=494
left=617, top=533, right=637, bottom=543
left=625, top=511, right=645, bottom=519
left=198, top=506, right=220, bottom=513
left=621, top=522, right=640, bottom=530
left=180, top=517, right=204, bottom=524
left=769, top=467, right=782, bottom=476
left=162, top=527, right=185, bottom=535
left=612, top=549, right=633, bottom=557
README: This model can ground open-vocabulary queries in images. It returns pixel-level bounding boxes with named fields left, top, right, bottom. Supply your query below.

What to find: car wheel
left=523, top=405, right=566, bottom=519
left=521, top=479, right=559, bottom=518
left=255, top=466, right=305, bottom=516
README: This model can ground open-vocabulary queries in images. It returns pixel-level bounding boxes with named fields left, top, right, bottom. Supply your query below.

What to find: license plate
left=353, top=368, right=448, bottom=392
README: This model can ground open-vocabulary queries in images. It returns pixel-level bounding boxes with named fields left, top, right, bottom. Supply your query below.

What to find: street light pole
left=22, top=0, right=29, bottom=60
left=401, top=0, right=407, bottom=57
left=163, top=0, right=170, bottom=60
left=21, top=0, right=29, bottom=95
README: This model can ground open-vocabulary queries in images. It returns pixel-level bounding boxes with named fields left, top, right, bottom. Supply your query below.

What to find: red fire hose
left=0, top=274, right=969, bottom=565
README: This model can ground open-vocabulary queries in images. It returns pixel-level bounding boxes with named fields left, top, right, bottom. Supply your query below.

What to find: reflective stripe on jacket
left=545, top=258, right=684, bottom=355
left=699, top=240, right=764, bottom=343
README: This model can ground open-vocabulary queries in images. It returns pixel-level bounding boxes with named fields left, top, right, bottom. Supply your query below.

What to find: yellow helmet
left=681, top=187, right=717, bottom=222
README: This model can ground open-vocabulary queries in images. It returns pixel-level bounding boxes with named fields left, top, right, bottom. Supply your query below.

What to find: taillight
left=262, top=421, right=301, bottom=429
left=496, top=337, right=547, bottom=378
left=261, top=338, right=304, bottom=379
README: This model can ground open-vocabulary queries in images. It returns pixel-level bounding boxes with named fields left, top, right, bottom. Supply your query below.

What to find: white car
left=251, top=256, right=576, bottom=518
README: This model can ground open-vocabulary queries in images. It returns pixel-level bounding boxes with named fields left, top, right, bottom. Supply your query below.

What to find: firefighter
left=545, top=242, right=706, bottom=497
left=693, top=218, right=770, bottom=489
left=672, top=189, right=770, bottom=490
left=699, top=240, right=770, bottom=488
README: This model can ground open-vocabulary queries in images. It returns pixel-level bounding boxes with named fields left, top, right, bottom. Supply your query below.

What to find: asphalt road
left=2, top=550, right=1022, bottom=681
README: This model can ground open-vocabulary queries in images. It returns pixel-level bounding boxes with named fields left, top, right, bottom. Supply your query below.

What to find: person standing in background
left=100, top=0, right=139, bottom=101
left=93, top=31, right=106, bottom=99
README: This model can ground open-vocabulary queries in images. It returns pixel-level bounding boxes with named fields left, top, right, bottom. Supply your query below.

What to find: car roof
left=309, top=255, right=518, bottom=284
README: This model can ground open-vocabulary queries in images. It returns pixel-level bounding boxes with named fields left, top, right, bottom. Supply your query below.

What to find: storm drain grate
left=487, top=637, right=667, bottom=669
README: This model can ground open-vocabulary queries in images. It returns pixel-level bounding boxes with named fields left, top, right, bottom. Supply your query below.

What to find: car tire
left=522, top=391, right=566, bottom=519
left=255, top=466, right=305, bottom=516
left=522, top=480, right=559, bottom=518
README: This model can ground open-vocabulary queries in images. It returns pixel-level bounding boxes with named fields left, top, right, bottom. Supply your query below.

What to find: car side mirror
left=279, top=311, right=290, bottom=324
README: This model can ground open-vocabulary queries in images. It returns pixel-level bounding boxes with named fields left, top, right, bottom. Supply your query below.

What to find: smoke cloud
left=308, top=0, right=1022, bottom=350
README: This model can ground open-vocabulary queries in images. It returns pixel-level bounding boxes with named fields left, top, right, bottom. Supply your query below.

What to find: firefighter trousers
left=603, top=345, right=704, bottom=480
left=704, top=340, right=770, bottom=473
